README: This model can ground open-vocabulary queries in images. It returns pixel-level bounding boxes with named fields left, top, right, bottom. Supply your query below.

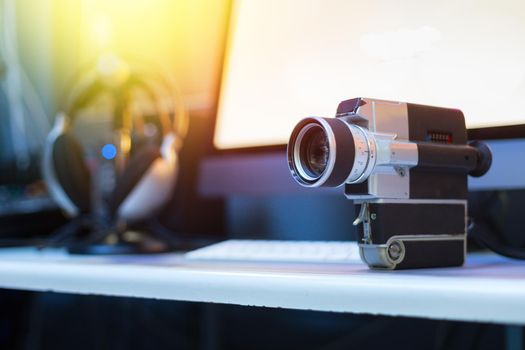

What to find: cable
left=469, top=223, right=525, bottom=260
left=468, top=190, right=525, bottom=260
left=37, top=215, right=88, bottom=249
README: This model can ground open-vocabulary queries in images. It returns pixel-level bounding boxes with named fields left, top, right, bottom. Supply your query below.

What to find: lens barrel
left=287, top=117, right=356, bottom=187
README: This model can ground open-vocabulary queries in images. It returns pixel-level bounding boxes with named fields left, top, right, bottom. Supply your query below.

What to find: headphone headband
left=62, top=66, right=187, bottom=147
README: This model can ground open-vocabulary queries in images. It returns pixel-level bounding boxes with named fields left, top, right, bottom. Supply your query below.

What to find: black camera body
left=288, top=97, right=492, bottom=269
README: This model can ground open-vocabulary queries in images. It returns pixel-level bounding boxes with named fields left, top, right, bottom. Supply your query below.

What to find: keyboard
left=184, top=240, right=361, bottom=264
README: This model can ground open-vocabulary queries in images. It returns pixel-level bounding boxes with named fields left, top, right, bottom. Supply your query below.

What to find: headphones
left=43, top=60, right=188, bottom=224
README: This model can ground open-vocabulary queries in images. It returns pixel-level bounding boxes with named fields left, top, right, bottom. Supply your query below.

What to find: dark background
left=0, top=290, right=509, bottom=350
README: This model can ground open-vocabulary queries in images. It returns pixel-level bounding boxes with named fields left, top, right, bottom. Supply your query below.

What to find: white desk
left=0, top=247, right=524, bottom=325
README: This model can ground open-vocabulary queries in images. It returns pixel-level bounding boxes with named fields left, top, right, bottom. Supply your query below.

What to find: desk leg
left=200, top=304, right=220, bottom=350
left=505, top=325, right=523, bottom=350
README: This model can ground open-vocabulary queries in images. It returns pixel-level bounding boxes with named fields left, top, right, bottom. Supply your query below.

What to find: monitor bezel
left=467, top=124, right=525, bottom=141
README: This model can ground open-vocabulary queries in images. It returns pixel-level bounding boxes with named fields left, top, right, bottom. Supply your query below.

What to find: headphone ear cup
left=52, top=133, right=91, bottom=214
left=109, top=145, right=161, bottom=218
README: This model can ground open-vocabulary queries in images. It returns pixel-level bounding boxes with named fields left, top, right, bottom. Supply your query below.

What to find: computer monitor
left=200, top=0, right=525, bottom=196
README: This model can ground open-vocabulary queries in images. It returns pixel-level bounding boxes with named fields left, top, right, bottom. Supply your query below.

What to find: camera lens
left=300, top=125, right=329, bottom=178
left=288, top=117, right=360, bottom=187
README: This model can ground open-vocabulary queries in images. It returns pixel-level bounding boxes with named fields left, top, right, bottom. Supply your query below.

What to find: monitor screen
left=214, top=0, right=525, bottom=150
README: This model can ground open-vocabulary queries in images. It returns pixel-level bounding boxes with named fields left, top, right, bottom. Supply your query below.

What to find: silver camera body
left=288, top=98, right=492, bottom=269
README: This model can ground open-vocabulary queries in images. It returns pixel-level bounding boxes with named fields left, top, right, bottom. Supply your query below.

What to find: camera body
left=288, top=97, right=492, bottom=269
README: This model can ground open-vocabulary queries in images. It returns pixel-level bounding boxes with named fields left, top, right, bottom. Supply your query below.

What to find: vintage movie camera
left=287, top=98, right=492, bottom=269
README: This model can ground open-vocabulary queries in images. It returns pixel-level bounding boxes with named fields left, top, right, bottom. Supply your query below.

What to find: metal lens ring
left=345, top=124, right=376, bottom=184
left=288, top=117, right=358, bottom=188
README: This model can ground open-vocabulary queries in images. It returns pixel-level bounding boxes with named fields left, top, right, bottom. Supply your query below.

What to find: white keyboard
left=184, top=240, right=361, bottom=264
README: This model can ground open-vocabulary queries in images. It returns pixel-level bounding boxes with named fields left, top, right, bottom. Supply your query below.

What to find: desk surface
left=0, top=247, right=524, bottom=325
